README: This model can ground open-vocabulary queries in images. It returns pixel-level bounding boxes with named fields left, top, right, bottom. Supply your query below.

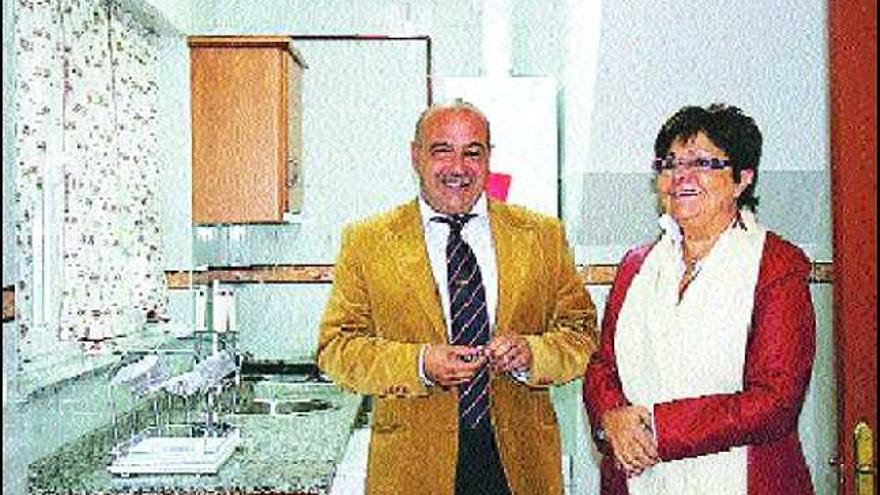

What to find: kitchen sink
left=234, top=371, right=339, bottom=417
left=235, top=397, right=336, bottom=416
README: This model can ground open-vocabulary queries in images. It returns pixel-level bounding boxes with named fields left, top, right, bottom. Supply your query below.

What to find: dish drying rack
left=107, top=283, right=243, bottom=476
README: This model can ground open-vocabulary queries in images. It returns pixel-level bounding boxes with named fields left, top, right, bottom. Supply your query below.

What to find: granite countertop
left=28, top=382, right=364, bottom=494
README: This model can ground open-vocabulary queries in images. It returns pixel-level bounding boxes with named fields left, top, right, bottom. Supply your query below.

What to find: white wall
left=576, top=0, right=830, bottom=261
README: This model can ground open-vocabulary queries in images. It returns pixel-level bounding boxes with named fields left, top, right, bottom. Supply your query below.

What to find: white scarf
left=616, top=211, right=766, bottom=495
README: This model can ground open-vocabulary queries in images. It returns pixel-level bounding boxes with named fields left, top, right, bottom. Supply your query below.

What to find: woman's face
left=655, top=132, right=753, bottom=230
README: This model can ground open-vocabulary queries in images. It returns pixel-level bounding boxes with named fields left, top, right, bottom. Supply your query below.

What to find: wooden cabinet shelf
left=189, top=36, right=305, bottom=224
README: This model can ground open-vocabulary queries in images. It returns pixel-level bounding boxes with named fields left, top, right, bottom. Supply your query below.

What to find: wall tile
left=575, top=170, right=832, bottom=263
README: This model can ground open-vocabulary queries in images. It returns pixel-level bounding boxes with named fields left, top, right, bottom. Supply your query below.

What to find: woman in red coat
left=583, top=104, right=816, bottom=495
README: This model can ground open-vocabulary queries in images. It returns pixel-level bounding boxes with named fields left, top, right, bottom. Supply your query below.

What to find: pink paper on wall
left=486, top=172, right=512, bottom=202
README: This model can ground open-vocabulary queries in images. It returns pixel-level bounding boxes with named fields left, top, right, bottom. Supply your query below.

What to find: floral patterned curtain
left=14, top=0, right=166, bottom=353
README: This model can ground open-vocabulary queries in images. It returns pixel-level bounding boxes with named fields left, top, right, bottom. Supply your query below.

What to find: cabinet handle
left=287, top=158, right=298, bottom=188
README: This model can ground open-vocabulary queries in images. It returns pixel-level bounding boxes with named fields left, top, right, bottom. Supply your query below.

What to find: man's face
left=411, top=109, right=490, bottom=215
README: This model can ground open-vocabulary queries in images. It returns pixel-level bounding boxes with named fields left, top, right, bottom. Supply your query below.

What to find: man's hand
left=601, top=405, right=659, bottom=477
left=424, top=345, right=487, bottom=387
left=485, top=335, right=532, bottom=374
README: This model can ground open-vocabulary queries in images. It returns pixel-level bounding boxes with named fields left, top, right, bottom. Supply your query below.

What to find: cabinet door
left=191, top=46, right=287, bottom=224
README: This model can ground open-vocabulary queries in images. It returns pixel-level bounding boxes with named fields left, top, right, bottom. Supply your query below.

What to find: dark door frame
left=829, top=0, right=877, bottom=493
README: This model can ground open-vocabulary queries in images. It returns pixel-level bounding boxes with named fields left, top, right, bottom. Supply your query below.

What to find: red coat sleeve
left=583, top=245, right=653, bottom=452
left=653, top=233, right=817, bottom=461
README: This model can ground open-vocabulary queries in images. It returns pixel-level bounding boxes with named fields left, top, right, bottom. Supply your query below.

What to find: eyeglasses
left=652, top=155, right=732, bottom=173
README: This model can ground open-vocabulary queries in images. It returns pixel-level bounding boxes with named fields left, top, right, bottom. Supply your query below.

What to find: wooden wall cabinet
left=189, top=36, right=305, bottom=224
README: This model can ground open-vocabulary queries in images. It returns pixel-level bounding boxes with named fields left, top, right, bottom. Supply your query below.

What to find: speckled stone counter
left=28, top=383, right=364, bottom=494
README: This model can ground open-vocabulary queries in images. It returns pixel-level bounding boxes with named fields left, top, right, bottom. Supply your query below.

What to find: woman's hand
left=601, top=405, right=660, bottom=477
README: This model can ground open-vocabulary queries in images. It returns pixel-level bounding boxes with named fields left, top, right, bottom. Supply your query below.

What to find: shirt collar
left=658, top=213, right=683, bottom=247
left=419, top=193, right=488, bottom=230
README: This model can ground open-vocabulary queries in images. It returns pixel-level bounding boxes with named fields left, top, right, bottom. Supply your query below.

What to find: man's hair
left=654, top=103, right=763, bottom=210
left=413, top=99, right=492, bottom=148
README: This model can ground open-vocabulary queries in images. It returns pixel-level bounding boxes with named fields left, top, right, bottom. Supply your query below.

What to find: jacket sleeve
left=654, top=241, right=816, bottom=461
left=582, top=247, right=649, bottom=452
left=316, top=225, right=430, bottom=398
left=523, top=221, right=598, bottom=387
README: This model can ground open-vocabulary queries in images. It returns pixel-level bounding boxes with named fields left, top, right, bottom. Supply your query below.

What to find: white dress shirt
left=418, top=193, right=498, bottom=334
left=416, top=194, right=528, bottom=385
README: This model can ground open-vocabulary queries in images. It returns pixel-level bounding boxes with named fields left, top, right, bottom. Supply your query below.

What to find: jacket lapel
left=389, top=200, right=448, bottom=343
left=489, top=201, right=536, bottom=336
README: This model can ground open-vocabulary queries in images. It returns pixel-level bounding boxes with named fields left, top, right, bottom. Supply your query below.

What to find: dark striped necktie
left=432, top=214, right=491, bottom=429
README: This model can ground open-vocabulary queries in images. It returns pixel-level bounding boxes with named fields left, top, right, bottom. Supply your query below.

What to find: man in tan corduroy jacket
left=318, top=101, right=596, bottom=495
